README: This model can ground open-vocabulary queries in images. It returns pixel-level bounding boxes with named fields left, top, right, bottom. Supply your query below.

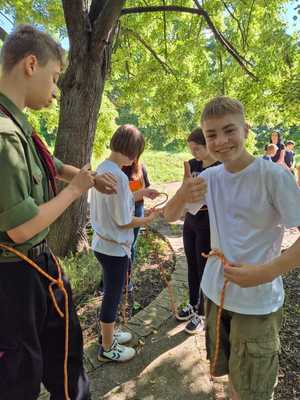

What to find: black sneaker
left=184, top=314, right=205, bottom=334
left=176, top=304, right=195, bottom=321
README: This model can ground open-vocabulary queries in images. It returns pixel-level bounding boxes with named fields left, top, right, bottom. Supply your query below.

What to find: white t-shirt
left=187, top=157, right=300, bottom=315
left=90, top=160, right=135, bottom=257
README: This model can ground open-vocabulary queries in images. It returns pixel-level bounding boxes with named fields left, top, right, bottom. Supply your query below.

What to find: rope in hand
left=0, top=243, right=70, bottom=400
left=202, top=249, right=230, bottom=379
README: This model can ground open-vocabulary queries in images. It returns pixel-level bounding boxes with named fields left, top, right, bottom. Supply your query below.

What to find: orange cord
left=150, top=192, right=169, bottom=211
left=202, top=249, right=230, bottom=379
left=0, top=243, right=70, bottom=400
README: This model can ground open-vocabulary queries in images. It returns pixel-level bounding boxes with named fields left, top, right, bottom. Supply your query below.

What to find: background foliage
left=1, top=0, right=299, bottom=153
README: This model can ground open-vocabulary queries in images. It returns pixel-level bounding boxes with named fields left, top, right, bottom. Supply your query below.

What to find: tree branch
left=62, top=0, right=86, bottom=44
left=123, top=27, right=176, bottom=76
left=121, top=4, right=257, bottom=80
left=92, top=0, right=125, bottom=54
left=219, top=0, right=247, bottom=49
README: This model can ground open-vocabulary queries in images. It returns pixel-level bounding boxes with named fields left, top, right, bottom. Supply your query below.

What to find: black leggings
left=183, top=213, right=211, bottom=316
left=94, top=251, right=129, bottom=323
left=0, top=251, right=90, bottom=400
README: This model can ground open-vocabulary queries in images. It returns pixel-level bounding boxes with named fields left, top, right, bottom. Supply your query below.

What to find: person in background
left=262, top=143, right=277, bottom=161
left=176, top=127, right=220, bottom=334
left=122, top=160, right=159, bottom=290
left=284, top=140, right=296, bottom=174
left=270, top=131, right=285, bottom=164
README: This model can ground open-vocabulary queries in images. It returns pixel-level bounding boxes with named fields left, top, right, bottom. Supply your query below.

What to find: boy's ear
left=23, top=55, right=38, bottom=77
left=244, top=121, right=251, bottom=138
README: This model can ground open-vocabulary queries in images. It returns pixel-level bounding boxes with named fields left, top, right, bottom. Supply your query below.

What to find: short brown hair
left=187, top=127, right=206, bottom=146
left=265, top=143, right=278, bottom=152
left=110, top=124, right=145, bottom=160
left=201, top=96, right=245, bottom=125
left=0, top=25, right=65, bottom=73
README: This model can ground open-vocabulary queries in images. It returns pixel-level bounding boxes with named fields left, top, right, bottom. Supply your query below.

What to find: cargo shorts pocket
left=0, top=341, right=22, bottom=386
left=231, top=337, right=280, bottom=398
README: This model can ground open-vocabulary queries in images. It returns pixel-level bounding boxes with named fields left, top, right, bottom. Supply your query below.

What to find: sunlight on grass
left=92, top=149, right=190, bottom=184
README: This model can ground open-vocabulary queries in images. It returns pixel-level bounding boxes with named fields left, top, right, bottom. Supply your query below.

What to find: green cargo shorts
left=205, top=299, right=282, bottom=400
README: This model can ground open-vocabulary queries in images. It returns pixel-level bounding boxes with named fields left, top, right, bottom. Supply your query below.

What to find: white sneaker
left=98, top=339, right=136, bottom=362
left=113, top=329, right=133, bottom=344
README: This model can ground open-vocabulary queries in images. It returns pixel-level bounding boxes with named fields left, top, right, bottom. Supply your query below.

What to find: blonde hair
left=201, top=96, right=245, bottom=125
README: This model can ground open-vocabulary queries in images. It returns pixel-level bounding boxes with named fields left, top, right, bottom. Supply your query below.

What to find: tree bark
left=49, top=0, right=125, bottom=256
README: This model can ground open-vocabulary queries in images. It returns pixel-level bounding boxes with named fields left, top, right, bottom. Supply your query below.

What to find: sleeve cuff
left=0, top=197, right=39, bottom=231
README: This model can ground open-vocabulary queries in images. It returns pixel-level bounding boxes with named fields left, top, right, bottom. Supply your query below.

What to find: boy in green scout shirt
left=0, top=25, right=117, bottom=400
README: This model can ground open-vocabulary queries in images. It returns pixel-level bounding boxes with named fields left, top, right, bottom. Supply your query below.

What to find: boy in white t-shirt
left=164, top=96, right=300, bottom=400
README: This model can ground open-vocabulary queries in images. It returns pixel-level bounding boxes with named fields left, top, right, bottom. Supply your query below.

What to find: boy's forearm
left=57, top=163, right=80, bottom=183
left=7, top=186, right=80, bottom=244
left=263, top=236, right=300, bottom=278
left=163, top=187, right=186, bottom=222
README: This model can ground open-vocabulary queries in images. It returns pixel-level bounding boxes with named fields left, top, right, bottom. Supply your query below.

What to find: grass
left=60, top=227, right=171, bottom=306
left=92, top=149, right=190, bottom=184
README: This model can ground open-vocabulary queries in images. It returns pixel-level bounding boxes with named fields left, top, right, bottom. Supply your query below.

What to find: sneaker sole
left=175, top=314, right=195, bottom=322
left=184, top=326, right=204, bottom=335
left=97, top=354, right=135, bottom=363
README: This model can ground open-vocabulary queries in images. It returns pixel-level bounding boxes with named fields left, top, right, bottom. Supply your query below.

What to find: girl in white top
left=90, top=124, right=159, bottom=363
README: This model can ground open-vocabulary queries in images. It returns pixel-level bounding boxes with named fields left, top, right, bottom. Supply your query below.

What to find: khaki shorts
left=205, top=299, right=282, bottom=400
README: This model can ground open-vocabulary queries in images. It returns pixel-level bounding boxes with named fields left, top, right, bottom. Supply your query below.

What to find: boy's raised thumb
left=183, top=161, right=192, bottom=178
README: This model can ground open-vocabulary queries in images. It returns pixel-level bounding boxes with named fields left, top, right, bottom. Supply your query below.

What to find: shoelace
left=190, top=314, right=202, bottom=325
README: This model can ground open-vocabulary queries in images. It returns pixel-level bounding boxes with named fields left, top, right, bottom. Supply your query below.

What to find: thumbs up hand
left=179, top=161, right=207, bottom=203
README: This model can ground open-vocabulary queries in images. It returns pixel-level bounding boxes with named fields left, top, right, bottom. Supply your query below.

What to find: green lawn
left=92, top=149, right=190, bottom=184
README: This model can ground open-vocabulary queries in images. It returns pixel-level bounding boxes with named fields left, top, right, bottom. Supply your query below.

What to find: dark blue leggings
left=94, top=251, right=129, bottom=323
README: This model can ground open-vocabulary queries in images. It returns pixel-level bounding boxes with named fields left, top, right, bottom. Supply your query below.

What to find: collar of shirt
left=0, top=92, right=33, bottom=137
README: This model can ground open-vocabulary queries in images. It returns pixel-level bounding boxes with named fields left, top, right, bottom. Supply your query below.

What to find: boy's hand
left=224, top=263, right=275, bottom=287
left=178, top=161, right=207, bottom=203
left=94, top=172, right=117, bottom=194
left=68, top=164, right=95, bottom=196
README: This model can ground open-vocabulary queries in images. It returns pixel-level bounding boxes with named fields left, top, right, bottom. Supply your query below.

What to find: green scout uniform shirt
left=0, top=92, right=63, bottom=259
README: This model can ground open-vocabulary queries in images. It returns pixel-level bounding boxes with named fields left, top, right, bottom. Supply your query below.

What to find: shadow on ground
left=89, top=318, right=213, bottom=400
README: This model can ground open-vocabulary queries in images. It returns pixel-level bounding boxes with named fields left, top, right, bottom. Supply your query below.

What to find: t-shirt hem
left=203, top=289, right=284, bottom=315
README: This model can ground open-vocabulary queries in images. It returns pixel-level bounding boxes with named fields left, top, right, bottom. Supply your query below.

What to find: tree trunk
left=49, top=0, right=125, bottom=256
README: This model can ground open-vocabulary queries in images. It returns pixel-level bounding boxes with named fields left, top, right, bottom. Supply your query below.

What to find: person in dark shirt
left=176, top=127, right=220, bottom=334
left=270, top=131, right=285, bottom=163
left=284, top=140, right=295, bottom=173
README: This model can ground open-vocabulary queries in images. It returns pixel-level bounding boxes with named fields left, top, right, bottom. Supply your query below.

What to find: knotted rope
left=202, top=249, right=230, bottom=378
left=0, top=244, right=70, bottom=400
